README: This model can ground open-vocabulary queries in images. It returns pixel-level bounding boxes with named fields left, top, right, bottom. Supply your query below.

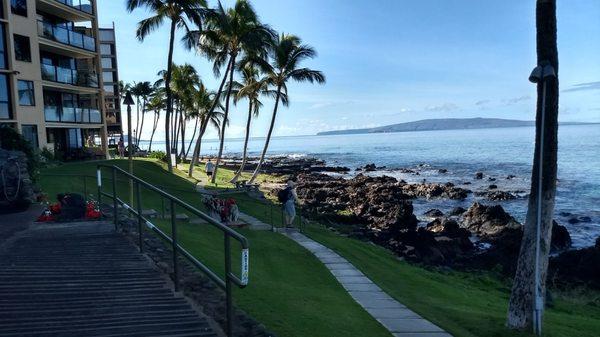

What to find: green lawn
left=38, top=159, right=391, bottom=337
left=38, top=159, right=600, bottom=337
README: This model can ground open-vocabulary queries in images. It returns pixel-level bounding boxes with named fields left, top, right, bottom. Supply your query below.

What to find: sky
left=97, top=0, right=600, bottom=140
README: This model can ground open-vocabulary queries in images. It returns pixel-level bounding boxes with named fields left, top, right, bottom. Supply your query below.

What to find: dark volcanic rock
left=488, top=184, right=498, bottom=190
left=475, top=172, right=484, bottom=180
left=476, top=190, right=518, bottom=201
left=400, top=183, right=471, bottom=200
left=438, top=169, right=448, bottom=174
left=549, top=237, right=600, bottom=289
left=363, top=163, right=377, bottom=172
left=506, top=175, right=517, bottom=180
left=462, top=203, right=520, bottom=237
left=449, top=207, right=467, bottom=216
left=424, top=209, right=444, bottom=218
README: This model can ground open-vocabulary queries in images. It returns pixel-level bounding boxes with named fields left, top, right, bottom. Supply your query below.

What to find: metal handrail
left=96, top=164, right=248, bottom=337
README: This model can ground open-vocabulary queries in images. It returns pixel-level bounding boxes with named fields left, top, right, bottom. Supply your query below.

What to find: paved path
left=0, top=220, right=220, bottom=337
left=282, top=229, right=451, bottom=337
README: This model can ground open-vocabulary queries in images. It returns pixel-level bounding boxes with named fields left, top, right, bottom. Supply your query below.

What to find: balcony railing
left=52, top=0, right=94, bottom=15
left=45, top=106, right=102, bottom=124
left=38, top=20, right=96, bottom=52
left=42, top=64, right=99, bottom=88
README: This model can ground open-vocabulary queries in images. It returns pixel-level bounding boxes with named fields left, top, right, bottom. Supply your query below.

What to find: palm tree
left=228, top=65, right=278, bottom=183
left=507, top=0, right=559, bottom=332
left=190, top=0, right=274, bottom=183
left=146, top=88, right=165, bottom=152
left=188, top=85, right=226, bottom=177
left=248, top=34, right=325, bottom=183
left=126, top=0, right=207, bottom=172
left=130, top=81, right=154, bottom=147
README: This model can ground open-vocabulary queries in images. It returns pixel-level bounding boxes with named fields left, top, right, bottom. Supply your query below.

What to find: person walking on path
left=117, top=137, right=125, bottom=159
left=205, top=159, right=216, bottom=179
left=280, top=181, right=298, bottom=228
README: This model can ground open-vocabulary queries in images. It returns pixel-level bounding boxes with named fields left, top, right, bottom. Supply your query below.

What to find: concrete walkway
left=0, top=220, right=220, bottom=337
left=282, top=229, right=451, bottom=337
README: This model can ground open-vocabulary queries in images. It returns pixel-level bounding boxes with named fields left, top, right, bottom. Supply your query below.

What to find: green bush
left=0, top=126, right=39, bottom=180
left=148, top=151, right=167, bottom=162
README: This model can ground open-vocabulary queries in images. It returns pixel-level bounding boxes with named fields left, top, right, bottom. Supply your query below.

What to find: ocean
left=140, top=124, right=600, bottom=248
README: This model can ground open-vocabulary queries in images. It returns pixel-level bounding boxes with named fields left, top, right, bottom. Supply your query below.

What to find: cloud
left=475, top=99, right=491, bottom=106
left=502, top=95, right=531, bottom=105
left=563, top=81, right=600, bottom=93
left=308, top=102, right=337, bottom=110
left=424, top=103, right=459, bottom=112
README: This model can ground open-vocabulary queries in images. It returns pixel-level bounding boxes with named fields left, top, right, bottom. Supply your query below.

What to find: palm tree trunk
left=173, top=104, right=181, bottom=158
left=211, top=53, right=237, bottom=183
left=185, top=117, right=199, bottom=159
left=188, top=118, right=208, bottom=178
left=249, top=85, right=282, bottom=184
left=164, top=20, right=176, bottom=172
left=148, top=112, right=159, bottom=152
left=135, top=98, right=140, bottom=146
left=230, top=101, right=253, bottom=183
left=136, top=100, right=146, bottom=147
left=179, top=113, right=186, bottom=160
left=507, top=0, right=559, bottom=331
left=188, top=59, right=233, bottom=178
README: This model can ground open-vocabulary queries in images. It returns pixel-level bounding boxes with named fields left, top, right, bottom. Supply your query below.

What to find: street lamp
left=528, top=60, right=556, bottom=336
left=123, top=91, right=135, bottom=204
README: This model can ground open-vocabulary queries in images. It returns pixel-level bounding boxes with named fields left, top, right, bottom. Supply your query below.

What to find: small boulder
left=449, top=207, right=467, bottom=216
left=424, top=209, right=444, bottom=218
left=475, top=172, right=484, bottom=180
left=488, top=184, right=498, bottom=190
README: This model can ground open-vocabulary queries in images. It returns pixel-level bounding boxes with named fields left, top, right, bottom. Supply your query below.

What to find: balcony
left=52, top=0, right=94, bottom=15
left=38, top=20, right=96, bottom=52
left=42, top=64, right=99, bottom=88
left=45, top=106, right=102, bottom=124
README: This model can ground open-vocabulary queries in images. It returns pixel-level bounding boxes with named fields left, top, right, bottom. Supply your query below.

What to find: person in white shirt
left=283, top=181, right=298, bottom=228
left=205, top=159, right=215, bottom=178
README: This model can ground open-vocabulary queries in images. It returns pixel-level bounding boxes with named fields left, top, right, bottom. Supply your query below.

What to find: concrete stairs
left=0, top=221, right=219, bottom=337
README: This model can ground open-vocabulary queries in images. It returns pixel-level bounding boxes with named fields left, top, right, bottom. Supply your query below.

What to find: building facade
left=0, top=0, right=109, bottom=160
left=99, top=25, right=122, bottom=145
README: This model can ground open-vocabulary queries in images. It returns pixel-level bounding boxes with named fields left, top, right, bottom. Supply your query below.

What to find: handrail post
left=224, top=234, right=233, bottom=337
left=136, top=181, right=143, bottom=252
left=112, top=168, right=118, bottom=231
left=171, top=200, right=179, bottom=291
left=270, top=204, right=274, bottom=232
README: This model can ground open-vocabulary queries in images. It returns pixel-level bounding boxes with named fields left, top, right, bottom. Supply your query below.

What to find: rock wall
left=0, top=150, right=36, bottom=205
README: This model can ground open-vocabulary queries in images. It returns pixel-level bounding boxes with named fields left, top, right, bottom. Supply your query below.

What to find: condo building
left=0, top=0, right=111, bottom=160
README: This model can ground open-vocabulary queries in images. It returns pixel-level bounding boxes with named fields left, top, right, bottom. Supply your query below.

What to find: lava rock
left=424, top=209, right=444, bottom=218
left=449, top=207, right=467, bottom=216
left=462, top=203, right=521, bottom=236
left=475, top=172, right=484, bottom=180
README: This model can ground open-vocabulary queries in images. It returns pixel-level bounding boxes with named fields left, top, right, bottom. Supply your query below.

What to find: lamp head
left=529, top=60, right=556, bottom=83
left=123, top=91, right=135, bottom=106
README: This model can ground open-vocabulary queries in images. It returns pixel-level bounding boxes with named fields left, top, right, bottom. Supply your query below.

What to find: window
left=13, top=34, right=31, bottom=62
left=102, top=71, right=114, bottom=83
left=0, top=74, right=10, bottom=119
left=11, top=0, right=27, bottom=17
left=18, top=80, right=35, bottom=106
left=100, top=43, right=112, bottom=55
left=99, top=30, right=115, bottom=42
left=21, top=125, right=38, bottom=148
left=103, top=84, right=115, bottom=94
left=101, top=57, right=113, bottom=69
left=0, top=24, right=7, bottom=69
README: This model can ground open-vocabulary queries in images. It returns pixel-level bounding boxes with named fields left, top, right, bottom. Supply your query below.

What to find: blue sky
left=98, top=0, right=600, bottom=140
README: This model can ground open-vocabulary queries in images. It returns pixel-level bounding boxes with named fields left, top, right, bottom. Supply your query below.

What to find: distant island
left=317, top=117, right=595, bottom=136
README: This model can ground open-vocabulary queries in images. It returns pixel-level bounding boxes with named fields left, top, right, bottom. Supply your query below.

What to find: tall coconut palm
left=248, top=34, right=325, bottom=183
left=188, top=85, right=226, bottom=177
left=507, top=0, right=559, bottom=333
left=146, top=88, right=165, bottom=152
left=190, top=0, right=274, bottom=183
left=126, top=0, right=207, bottom=172
left=130, top=81, right=154, bottom=147
left=228, top=64, right=285, bottom=183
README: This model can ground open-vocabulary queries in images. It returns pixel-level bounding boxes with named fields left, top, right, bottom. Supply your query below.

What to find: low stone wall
left=0, top=150, right=36, bottom=206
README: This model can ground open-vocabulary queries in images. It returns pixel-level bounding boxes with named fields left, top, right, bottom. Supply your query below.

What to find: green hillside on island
left=317, top=118, right=593, bottom=136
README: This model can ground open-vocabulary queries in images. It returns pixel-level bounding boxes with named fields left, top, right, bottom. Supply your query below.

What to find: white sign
left=97, top=169, right=102, bottom=187
left=241, top=249, right=249, bottom=286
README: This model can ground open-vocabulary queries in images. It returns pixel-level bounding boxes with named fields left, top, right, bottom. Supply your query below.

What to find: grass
left=38, top=159, right=391, bottom=337
left=38, top=159, right=600, bottom=337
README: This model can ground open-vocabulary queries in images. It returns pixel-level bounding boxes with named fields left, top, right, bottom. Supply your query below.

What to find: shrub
left=148, top=151, right=167, bottom=162
left=0, top=126, right=39, bottom=180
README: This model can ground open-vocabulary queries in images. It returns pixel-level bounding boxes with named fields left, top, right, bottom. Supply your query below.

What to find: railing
left=38, top=20, right=96, bottom=52
left=96, top=165, right=249, bottom=337
left=41, top=63, right=99, bottom=88
left=44, top=106, right=101, bottom=124
left=52, top=0, right=94, bottom=14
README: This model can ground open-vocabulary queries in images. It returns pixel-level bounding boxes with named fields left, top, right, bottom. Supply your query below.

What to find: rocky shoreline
left=208, top=155, right=598, bottom=287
